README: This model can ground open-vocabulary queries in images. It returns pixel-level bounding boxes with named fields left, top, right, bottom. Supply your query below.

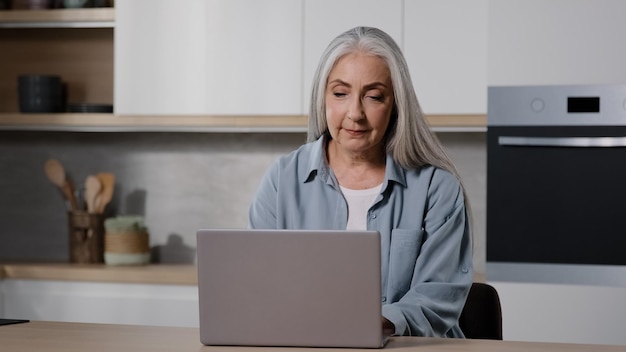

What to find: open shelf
left=0, top=8, right=114, bottom=28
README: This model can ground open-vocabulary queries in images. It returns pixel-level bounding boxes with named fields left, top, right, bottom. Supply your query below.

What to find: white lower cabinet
left=490, top=281, right=626, bottom=346
left=0, top=279, right=199, bottom=327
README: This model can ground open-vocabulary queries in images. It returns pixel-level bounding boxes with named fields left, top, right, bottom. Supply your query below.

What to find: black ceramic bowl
left=18, top=74, right=64, bottom=113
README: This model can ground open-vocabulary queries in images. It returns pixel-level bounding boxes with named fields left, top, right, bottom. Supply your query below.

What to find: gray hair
left=308, top=26, right=459, bottom=178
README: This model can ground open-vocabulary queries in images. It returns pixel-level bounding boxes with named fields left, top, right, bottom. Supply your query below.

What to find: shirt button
left=370, top=213, right=376, bottom=219
left=381, top=296, right=387, bottom=302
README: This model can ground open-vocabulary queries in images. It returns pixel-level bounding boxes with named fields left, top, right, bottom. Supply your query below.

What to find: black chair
left=459, top=282, right=503, bottom=340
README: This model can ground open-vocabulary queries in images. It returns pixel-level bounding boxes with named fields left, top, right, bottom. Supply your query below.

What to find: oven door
left=487, top=126, right=626, bottom=284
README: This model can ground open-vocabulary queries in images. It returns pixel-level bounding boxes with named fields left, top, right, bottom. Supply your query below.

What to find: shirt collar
left=304, top=135, right=330, bottom=184
left=385, top=153, right=407, bottom=188
left=304, top=135, right=407, bottom=188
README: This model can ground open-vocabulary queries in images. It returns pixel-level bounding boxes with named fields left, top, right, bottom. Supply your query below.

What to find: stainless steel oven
left=487, top=84, right=626, bottom=286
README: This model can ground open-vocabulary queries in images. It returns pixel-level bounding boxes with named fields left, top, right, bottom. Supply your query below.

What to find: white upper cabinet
left=115, top=0, right=209, bottom=115
left=488, top=0, right=626, bottom=86
left=115, top=0, right=302, bottom=115
left=115, top=0, right=490, bottom=116
left=302, top=0, right=403, bottom=114
left=404, top=0, right=487, bottom=115
left=204, top=0, right=302, bottom=115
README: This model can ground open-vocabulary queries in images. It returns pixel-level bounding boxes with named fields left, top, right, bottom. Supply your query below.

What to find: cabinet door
left=2, top=279, right=199, bottom=327
left=116, top=0, right=302, bottom=115
left=488, top=0, right=626, bottom=86
left=404, top=0, right=487, bottom=114
left=205, top=0, right=303, bottom=115
left=115, top=0, right=208, bottom=115
left=302, top=0, right=403, bottom=114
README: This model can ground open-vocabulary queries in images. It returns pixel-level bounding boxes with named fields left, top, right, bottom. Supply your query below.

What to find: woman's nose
left=347, top=96, right=365, bottom=121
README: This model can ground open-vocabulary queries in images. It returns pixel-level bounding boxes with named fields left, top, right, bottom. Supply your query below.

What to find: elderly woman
left=249, top=26, right=472, bottom=338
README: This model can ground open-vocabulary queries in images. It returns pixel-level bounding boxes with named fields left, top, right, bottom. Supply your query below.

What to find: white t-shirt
left=340, top=183, right=383, bottom=230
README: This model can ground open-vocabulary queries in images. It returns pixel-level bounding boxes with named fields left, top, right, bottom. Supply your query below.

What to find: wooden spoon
left=44, top=158, right=78, bottom=210
left=84, top=175, right=102, bottom=214
left=95, top=172, right=115, bottom=213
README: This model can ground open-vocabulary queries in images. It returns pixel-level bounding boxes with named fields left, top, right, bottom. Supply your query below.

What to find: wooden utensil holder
left=68, top=211, right=104, bottom=263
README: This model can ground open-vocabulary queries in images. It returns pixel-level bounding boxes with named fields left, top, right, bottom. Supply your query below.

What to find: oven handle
left=498, top=136, right=626, bottom=147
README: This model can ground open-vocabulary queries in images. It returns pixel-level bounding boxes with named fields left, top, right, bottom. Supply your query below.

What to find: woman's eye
left=333, top=92, right=347, bottom=98
left=368, top=95, right=383, bottom=101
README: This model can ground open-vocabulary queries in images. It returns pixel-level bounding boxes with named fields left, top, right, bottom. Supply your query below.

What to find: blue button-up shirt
left=248, top=136, right=473, bottom=337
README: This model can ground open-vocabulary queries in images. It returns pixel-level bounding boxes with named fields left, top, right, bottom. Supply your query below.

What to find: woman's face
left=325, top=52, right=394, bottom=158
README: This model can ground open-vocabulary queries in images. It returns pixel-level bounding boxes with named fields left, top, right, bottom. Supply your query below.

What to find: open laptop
left=196, top=229, right=389, bottom=348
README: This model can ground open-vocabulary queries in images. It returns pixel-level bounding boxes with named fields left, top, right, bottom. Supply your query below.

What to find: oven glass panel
left=487, top=126, right=626, bottom=265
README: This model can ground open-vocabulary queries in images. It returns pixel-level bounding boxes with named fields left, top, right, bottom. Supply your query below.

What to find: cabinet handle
left=498, top=136, right=626, bottom=147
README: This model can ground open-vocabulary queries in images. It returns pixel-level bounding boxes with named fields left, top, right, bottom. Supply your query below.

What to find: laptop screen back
left=196, top=229, right=384, bottom=348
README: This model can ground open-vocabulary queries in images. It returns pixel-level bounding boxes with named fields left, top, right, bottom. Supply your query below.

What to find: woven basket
left=105, top=230, right=149, bottom=254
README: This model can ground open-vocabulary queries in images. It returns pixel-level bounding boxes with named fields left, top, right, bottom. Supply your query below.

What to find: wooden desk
left=2, top=321, right=624, bottom=352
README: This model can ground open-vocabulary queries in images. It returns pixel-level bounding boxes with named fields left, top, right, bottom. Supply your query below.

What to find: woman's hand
left=382, top=317, right=395, bottom=336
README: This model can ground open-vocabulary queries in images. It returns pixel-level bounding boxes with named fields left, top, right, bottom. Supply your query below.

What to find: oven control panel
left=488, top=84, right=626, bottom=126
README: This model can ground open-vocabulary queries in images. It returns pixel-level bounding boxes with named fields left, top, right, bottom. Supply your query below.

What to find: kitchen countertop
left=0, top=263, right=197, bottom=285
left=0, top=263, right=484, bottom=286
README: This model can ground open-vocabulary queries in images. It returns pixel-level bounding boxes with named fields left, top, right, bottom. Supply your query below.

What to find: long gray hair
left=308, top=26, right=472, bottom=244
left=308, top=26, right=459, bottom=178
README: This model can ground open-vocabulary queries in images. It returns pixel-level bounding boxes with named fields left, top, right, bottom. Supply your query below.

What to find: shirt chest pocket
left=388, top=228, right=424, bottom=292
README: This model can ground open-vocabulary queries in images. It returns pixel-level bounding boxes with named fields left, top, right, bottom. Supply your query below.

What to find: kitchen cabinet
left=114, top=0, right=207, bottom=115
left=303, top=0, right=488, bottom=115
left=403, top=0, right=487, bottom=114
left=0, top=2, right=486, bottom=132
left=0, top=264, right=199, bottom=327
left=204, top=0, right=302, bottom=115
left=115, top=0, right=303, bottom=115
left=490, top=281, right=626, bottom=345
left=1, top=279, right=199, bottom=327
left=302, top=0, right=403, bottom=113
left=488, top=0, right=626, bottom=86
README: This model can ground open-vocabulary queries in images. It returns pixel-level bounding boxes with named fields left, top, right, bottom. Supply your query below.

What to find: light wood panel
left=0, top=113, right=486, bottom=132
left=0, top=263, right=483, bottom=286
left=1, top=263, right=197, bottom=285
left=0, top=8, right=115, bottom=23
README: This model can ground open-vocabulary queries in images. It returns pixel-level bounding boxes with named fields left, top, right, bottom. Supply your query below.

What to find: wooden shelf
left=1, top=263, right=197, bottom=285
left=0, top=113, right=486, bottom=133
left=0, top=8, right=115, bottom=28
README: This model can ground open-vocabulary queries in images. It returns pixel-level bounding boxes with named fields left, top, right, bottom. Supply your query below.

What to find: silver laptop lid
left=196, top=229, right=384, bottom=348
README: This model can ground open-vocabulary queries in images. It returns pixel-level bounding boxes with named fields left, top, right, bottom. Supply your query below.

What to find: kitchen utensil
left=95, top=172, right=115, bottom=213
left=44, top=158, right=78, bottom=210
left=84, top=175, right=102, bottom=213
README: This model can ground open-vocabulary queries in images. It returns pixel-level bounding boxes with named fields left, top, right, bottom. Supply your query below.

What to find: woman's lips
left=344, top=128, right=367, bottom=136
